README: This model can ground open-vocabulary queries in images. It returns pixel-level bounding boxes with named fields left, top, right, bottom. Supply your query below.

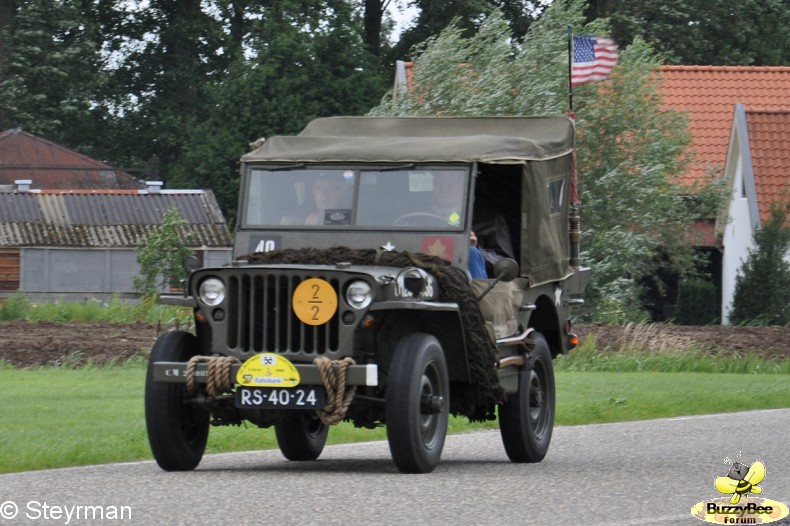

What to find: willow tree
left=370, top=0, right=723, bottom=321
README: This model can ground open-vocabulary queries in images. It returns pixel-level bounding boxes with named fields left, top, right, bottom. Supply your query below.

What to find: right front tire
left=386, top=333, right=450, bottom=474
left=145, top=331, right=209, bottom=471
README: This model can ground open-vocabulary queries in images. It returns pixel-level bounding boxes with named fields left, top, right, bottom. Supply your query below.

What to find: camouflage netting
left=244, top=247, right=506, bottom=421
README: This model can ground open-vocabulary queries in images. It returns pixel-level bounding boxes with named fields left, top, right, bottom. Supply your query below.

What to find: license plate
left=235, top=386, right=325, bottom=409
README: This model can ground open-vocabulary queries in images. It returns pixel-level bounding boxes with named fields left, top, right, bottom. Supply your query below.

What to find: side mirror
left=493, top=258, right=519, bottom=283
left=475, top=258, right=519, bottom=301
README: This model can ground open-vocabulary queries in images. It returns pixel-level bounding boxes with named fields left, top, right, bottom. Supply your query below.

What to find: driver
left=430, top=172, right=465, bottom=226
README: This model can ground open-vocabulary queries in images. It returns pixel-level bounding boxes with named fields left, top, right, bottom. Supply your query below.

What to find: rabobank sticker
left=690, top=452, right=789, bottom=524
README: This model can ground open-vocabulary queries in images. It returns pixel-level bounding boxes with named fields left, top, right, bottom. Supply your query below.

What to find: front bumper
left=151, top=361, right=379, bottom=386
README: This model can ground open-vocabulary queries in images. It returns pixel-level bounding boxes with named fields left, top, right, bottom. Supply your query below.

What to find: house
left=0, top=182, right=233, bottom=300
left=659, top=66, right=790, bottom=323
left=0, top=129, right=233, bottom=300
left=719, top=106, right=790, bottom=323
left=0, top=127, right=144, bottom=190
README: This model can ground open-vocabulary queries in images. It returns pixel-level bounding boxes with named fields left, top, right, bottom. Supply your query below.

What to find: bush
left=729, top=204, right=790, bottom=326
left=675, top=278, right=718, bottom=325
left=0, top=292, right=31, bottom=320
left=133, top=207, right=196, bottom=301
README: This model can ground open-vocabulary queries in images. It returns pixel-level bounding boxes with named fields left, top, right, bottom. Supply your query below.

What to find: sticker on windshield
left=323, top=209, right=351, bottom=225
left=408, top=172, right=433, bottom=192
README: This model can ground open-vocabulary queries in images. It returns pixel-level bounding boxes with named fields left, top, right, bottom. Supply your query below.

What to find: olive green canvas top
left=242, top=116, right=573, bottom=164
left=242, top=116, right=576, bottom=286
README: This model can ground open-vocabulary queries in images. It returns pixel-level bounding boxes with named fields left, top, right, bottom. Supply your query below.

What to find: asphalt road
left=2, top=408, right=789, bottom=526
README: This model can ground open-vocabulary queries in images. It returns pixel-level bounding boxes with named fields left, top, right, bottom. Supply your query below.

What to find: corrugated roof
left=745, top=110, right=790, bottom=223
left=0, top=129, right=144, bottom=189
left=659, top=66, right=790, bottom=187
left=0, top=190, right=232, bottom=247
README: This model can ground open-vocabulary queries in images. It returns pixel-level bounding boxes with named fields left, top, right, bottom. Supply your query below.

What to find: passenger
left=468, top=230, right=488, bottom=279
left=472, top=206, right=516, bottom=277
left=304, top=175, right=350, bottom=225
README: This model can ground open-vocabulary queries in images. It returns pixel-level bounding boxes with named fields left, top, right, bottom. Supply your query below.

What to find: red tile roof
left=745, top=110, right=790, bottom=223
left=0, top=128, right=143, bottom=190
left=659, top=66, right=790, bottom=188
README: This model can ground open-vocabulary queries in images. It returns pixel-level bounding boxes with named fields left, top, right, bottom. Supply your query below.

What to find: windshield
left=244, top=166, right=469, bottom=229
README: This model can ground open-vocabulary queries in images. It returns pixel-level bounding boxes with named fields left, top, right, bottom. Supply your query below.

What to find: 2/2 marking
left=292, top=278, right=337, bottom=325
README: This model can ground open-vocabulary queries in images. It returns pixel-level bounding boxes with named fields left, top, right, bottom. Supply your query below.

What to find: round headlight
left=345, top=280, right=373, bottom=309
left=198, top=277, right=225, bottom=306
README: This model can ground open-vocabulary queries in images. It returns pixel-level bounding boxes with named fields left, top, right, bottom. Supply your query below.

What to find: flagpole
left=567, top=25, right=574, bottom=114
left=567, top=26, right=581, bottom=269
left=566, top=24, right=578, bottom=204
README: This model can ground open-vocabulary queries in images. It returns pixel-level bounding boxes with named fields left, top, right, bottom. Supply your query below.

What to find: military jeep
left=145, top=116, right=590, bottom=473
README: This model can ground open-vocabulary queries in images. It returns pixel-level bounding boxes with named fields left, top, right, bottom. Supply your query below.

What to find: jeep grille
left=226, top=273, right=341, bottom=356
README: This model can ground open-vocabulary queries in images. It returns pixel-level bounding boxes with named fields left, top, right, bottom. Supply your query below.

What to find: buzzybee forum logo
left=691, top=452, right=789, bottom=524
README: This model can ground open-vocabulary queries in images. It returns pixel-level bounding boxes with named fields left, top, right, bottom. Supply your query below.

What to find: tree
left=0, top=0, right=12, bottom=125
left=369, top=0, right=724, bottom=321
left=363, top=0, right=388, bottom=56
left=389, top=0, right=547, bottom=61
left=133, top=207, right=197, bottom=301
left=98, top=0, right=229, bottom=174
left=168, top=0, right=386, bottom=221
left=0, top=0, right=107, bottom=145
left=585, top=0, right=790, bottom=66
left=729, top=204, right=790, bottom=326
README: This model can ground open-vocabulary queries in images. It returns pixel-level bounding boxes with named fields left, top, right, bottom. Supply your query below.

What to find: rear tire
left=145, top=331, right=209, bottom=471
left=274, top=412, right=329, bottom=461
left=498, top=333, right=555, bottom=463
left=386, top=333, right=449, bottom=473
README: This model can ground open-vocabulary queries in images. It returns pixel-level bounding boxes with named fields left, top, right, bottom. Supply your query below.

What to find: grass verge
left=554, top=335, right=790, bottom=374
left=2, top=364, right=789, bottom=473
left=0, top=292, right=192, bottom=324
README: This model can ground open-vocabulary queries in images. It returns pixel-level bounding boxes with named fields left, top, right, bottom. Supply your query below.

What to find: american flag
left=571, top=36, right=618, bottom=86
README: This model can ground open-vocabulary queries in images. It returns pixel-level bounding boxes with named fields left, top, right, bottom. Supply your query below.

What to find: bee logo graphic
left=714, top=453, right=765, bottom=504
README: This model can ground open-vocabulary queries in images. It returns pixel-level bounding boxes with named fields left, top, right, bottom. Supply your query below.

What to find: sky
left=387, top=1, right=419, bottom=40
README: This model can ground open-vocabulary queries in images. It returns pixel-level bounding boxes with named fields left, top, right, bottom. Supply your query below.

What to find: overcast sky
left=387, top=1, right=419, bottom=40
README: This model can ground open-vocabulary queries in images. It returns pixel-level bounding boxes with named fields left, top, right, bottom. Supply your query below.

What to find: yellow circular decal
left=236, top=353, right=300, bottom=387
left=292, top=278, right=337, bottom=326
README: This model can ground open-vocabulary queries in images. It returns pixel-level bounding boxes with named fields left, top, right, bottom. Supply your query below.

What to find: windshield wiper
left=377, top=163, right=415, bottom=172
left=268, top=163, right=306, bottom=172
